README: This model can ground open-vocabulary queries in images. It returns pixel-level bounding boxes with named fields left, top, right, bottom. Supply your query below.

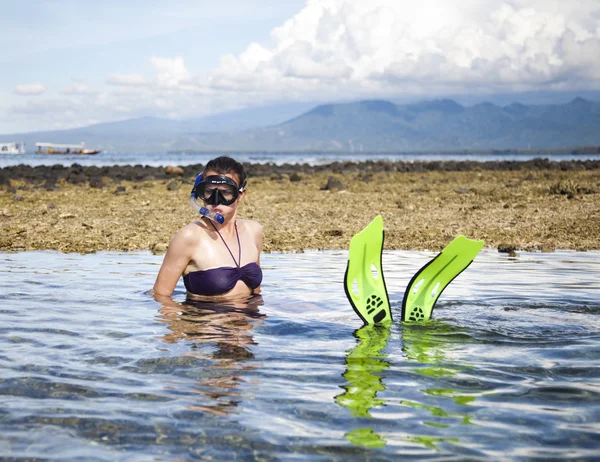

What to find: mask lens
left=199, top=184, right=236, bottom=200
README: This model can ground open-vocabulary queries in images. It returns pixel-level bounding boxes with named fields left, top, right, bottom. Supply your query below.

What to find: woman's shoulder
left=172, top=220, right=211, bottom=243
left=238, top=218, right=263, bottom=233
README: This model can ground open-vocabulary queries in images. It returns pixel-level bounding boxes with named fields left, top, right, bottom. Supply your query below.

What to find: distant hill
left=0, top=102, right=317, bottom=153
left=1, top=98, right=600, bottom=153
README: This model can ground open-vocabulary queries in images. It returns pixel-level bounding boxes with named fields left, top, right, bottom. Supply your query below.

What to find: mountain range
left=2, top=97, right=600, bottom=153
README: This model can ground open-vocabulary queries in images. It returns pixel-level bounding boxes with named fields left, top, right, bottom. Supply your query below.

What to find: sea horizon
left=2, top=150, right=600, bottom=169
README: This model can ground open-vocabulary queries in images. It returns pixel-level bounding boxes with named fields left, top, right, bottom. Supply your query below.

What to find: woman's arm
left=153, top=226, right=196, bottom=296
left=253, top=221, right=263, bottom=266
left=253, top=221, right=263, bottom=294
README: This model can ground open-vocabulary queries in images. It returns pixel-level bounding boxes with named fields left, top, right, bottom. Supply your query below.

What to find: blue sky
left=2, top=0, right=600, bottom=134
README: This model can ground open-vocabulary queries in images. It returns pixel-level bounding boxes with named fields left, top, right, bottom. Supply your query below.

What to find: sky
left=2, top=0, right=600, bottom=134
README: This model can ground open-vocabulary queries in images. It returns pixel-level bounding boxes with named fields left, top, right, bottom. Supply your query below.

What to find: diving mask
left=191, top=173, right=245, bottom=206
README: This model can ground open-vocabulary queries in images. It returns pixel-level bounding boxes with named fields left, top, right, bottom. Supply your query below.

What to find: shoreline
left=3, top=157, right=600, bottom=182
left=1, top=160, right=599, bottom=254
left=168, top=148, right=600, bottom=155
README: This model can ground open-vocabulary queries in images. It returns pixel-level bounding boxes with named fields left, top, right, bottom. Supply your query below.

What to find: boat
left=36, top=142, right=101, bottom=155
left=0, top=142, right=26, bottom=154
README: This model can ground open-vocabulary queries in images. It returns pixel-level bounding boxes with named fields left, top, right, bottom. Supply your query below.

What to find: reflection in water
left=402, top=322, right=463, bottom=377
left=402, top=323, right=476, bottom=439
left=156, top=295, right=265, bottom=416
left=335, top=325, right=390, bottom=448
left=336, top=325, right=390, bottom=418
left=336, top=321, right=477, bottom=450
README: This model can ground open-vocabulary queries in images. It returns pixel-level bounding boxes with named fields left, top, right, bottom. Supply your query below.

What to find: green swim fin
left=344, top=216, right=392, bottom=325
left=401, top=236, right=484, bottom=322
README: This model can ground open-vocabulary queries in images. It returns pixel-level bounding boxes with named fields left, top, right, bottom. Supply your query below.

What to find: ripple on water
left=0, top=376, right=107, bottom=400
left=0, top=249, right=599, bottom=460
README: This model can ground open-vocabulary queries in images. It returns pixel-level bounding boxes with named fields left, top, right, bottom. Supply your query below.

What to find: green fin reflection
left=345, top=427, right=387, bottom=448
left=335, top=324, right=390, bottom=418
left=335, top=324, right=390, bottom=448
left=335, top=321, right=480, bottom=450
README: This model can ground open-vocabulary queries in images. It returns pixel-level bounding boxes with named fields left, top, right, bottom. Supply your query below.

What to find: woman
left=153, top=156, right=263, bottom=301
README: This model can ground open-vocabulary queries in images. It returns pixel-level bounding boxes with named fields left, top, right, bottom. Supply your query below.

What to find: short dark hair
left=203, top=156, right=247, bottom=188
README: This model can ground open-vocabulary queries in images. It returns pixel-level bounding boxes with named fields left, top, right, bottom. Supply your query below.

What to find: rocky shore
left=1, top=159, right=599, bottom=254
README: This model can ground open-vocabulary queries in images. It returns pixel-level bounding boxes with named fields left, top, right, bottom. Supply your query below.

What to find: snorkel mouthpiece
left=199, top=206, right=225, bottom=224
left=189, top=194, right=225, bottom=224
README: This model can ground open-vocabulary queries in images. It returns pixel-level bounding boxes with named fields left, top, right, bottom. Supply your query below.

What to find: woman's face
left=202, top=170, right=245, bottom=213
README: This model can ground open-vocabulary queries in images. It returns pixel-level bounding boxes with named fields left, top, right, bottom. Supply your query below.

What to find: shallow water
left=2, top=150, right=600, bottom=168
left=1, top=249, right=599, bottom=460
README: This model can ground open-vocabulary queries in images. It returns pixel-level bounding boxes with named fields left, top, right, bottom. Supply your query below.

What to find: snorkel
left=189, top=173, right=225, bottom=224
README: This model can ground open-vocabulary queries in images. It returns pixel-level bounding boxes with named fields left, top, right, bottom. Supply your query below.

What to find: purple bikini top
left=183, top=221, right=262, bottom=296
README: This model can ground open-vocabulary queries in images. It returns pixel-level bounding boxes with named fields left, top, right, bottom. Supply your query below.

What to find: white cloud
left=206, top=0, right=600, bottom=98
left=60, top=83, right=99, bottom=95
left=106, top=74, right=148, bottom=86
left=14, top=83, right=46, bottom=95
left=150, top=56, right=191, bottom=88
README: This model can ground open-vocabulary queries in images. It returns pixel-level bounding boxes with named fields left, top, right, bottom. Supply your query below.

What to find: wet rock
left=321, top=176, right=345, bottom=191
left=152, top=242, right=168, bottom=254
left=289, top=173, right=302, bottom=182
left=549, top=180, right=579, bottom=195
left=498, top=244, right=517, bottom=257
left=2, top=159, right=600, bottom=186
left=165, top=165, right=184, bottom=176
left=89, top=177, right=106, bottom=189
left=68, top=172, right=87, bottom=185
left=44, top=180, right=59, bottom=191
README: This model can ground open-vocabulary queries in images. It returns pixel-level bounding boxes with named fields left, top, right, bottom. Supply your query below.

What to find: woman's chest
left=190, top=231, right=258, bottom=271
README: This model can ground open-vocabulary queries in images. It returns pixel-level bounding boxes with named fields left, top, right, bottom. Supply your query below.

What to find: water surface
left=2, top=151, right=600, bottom=168
left=1, top=249, right=599, bottom=460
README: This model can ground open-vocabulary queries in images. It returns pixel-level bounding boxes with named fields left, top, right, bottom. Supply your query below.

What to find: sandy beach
left=1, top=160, right=599, bottom=254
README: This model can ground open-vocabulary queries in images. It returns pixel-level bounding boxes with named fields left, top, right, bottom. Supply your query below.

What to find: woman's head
left=190, top=156, right=248, bottom=218
left=202, top=156, right=247, bottom=190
